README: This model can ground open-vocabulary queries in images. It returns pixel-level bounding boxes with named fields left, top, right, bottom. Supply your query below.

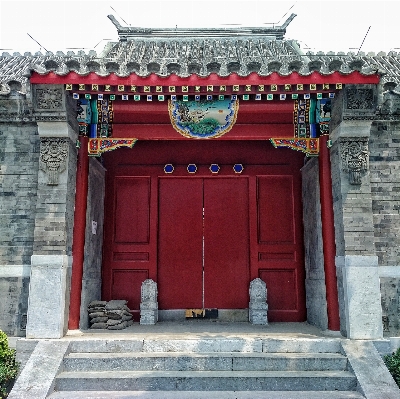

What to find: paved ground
left=4, top=320, right=344, bottom=351
left=63, top=321, right=343, bottom=340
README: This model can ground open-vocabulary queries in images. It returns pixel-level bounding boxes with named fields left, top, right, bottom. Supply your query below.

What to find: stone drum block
left=140, top=279, right=158, bottom=325
left=249, top=278, right=268, bottom=325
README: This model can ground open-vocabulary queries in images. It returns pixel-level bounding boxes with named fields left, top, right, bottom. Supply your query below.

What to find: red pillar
left=318, top=134, right=341, bottom=331
left=68, top=135, right=89, bottom=330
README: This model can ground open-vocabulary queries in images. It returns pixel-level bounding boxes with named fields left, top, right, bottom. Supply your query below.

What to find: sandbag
left=105, top=300, right=128, bottom=310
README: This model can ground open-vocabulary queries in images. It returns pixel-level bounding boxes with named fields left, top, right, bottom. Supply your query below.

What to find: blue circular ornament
left=164, top=164, right=174, bottom=174
left=209, top=164, right=220, bottom=174
left=233, top=164, right=244, bottom=174
left=187, top=164, right=197, bottom=174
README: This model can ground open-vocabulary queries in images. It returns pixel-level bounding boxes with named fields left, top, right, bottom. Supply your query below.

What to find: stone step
left=63, top=352, right=348, bottom=372
left=54, top=370, right=357, bottom=392
left=48, top=390, right=366, bottom=398
left=67, top=337, right=342, bottom=354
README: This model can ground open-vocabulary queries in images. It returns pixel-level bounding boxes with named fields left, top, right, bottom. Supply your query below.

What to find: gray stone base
left=140, top=309, right=158, bottom=325
left=336, top=255, right=383, bottom=339
left=249, top=307, right=268, bottom=325
left=26, top=255, right=72, bottom=339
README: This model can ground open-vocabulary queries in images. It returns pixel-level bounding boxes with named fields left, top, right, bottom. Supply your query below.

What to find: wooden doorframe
left=101, top=140, right=306, bottom=322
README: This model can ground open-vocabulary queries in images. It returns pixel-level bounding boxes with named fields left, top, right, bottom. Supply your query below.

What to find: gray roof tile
left=1, top=14, right=399, bottom=94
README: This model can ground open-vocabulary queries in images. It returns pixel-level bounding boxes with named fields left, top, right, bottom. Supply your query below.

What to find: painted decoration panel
left=168, top=98, right=239, bottom=139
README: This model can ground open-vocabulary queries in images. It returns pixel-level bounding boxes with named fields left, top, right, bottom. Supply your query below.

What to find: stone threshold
left=65, top=321, right=340, bottom=340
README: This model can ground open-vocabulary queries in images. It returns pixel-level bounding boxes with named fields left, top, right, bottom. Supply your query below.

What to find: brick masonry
left=0, top=123, right=39, bottom=265
left=370, top=121, right=400, bottom=265
left=0, top=117, right=39, bottom=335
left=32, top=138, right=77, bottom=256
left=330, top=137, right=375, bottom=257
left=370, top=120, right=400, bottom=335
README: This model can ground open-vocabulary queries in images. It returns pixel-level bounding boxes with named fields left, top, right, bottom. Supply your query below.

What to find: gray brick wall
left=0, top=277, right=29, bottom=336
left=0, top=123, right=39, bottom=264
left=330, top=137, right=375, bottom=256
left=370, top=121, right=400, bottom=265
left=369, top=120, right=400, bottom=336
left=0, top=120, right=39, bottom=335
left=381, top=277, right=400, bottom=336
left=32, top=138, right=77, bottom=255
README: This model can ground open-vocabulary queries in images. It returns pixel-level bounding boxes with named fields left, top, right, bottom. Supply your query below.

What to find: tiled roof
left=1, top=14, right=400, bottom=95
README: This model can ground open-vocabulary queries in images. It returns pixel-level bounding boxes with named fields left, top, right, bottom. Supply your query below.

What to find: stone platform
left=9, top=321, right=400, bottom=399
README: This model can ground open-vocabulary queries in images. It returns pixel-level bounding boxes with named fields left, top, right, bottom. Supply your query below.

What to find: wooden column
left=318, top=134, right=341, bottom=331
left=68, top=135, right=89, bottom=330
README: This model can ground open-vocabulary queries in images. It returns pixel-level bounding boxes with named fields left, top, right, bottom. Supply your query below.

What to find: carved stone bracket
left=35, top=87, right=64, bottom=110
left=343, top=85, right=377, bottom=121
left=345, top=87, right=374, bottom=110
left=377, top=90, right=400, bottom=118
left=340, top=138, right=369, bottom=185
left=39, top=138, right=69, bottom=185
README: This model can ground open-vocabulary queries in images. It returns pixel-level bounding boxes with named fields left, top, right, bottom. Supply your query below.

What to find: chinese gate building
left=1, top=14, right=400, bottom=342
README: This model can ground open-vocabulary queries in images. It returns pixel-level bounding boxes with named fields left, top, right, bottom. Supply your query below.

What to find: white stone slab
left=0, top=264, right=31, bottom=277
left=37, top=121, right=77, bottom=141
left=8, top=340, right=70, bottom=399
left=26, top=255, right=72, bottom=339
left=337, top=255, right=383, bottom=339
left=342, top=340, right=400, bottom=399
left=378, top=266, right=400, bottom=278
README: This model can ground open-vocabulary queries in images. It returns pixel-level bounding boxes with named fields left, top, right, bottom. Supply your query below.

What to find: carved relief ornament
left=35, top=87, right=64, bottom=110
left=39, top=138, right=69, bottom=185
left=378, top=90, right=400, bottom=117
left=340, top=138, right=369, bottom=185
left=346, top=88, right=374, bottom=110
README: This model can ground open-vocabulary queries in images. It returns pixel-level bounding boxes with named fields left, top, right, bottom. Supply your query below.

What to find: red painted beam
left=30, top=71, right=380, bottom=86
left=318, top=134, right=340, bottom=331
left=111, top=123, right=295, bottom=139
left=112, top=100, right=295, bottom=125
left=68, top=135, right=89, bottom=330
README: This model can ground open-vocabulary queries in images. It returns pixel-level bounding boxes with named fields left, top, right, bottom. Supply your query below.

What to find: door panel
left=114, top=177, right=150, bottom=244
left=259, top=269, right=297, bottom=310
left=158, top=178, right=204, bottom=309
left=257, top=176, right=294, bottom=244
left=112, top=269, right=148, bottom=318
left=255, top=174, right=306, bottom=321
left=203, top=178, right=249, bottom=308
left=102, top=141, right=306, bottom=321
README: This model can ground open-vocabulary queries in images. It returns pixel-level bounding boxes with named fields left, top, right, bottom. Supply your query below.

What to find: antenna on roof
left=262, top=3, right=296, bottom=27
left=276, top=3, right=296, bottom=26
left=110, top=6, right=130, bottom=26
left=357, top=26, right=371, bottom=55
left=93, top=39, right=112, bottom=49
left=27, top=33, right=48, bottom=52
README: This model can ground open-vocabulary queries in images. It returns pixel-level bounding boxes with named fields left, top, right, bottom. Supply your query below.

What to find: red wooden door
left=203, top=178, right=249, bottom=309
left=157, top=177, right=250, bottom=310
left=102, top=140, right=306, bottom=322
left=158, top=178, right=204, bottom=309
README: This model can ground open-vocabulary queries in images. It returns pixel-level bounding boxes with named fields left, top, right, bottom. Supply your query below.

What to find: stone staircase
left=46, top=336, right=365, bottom=398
